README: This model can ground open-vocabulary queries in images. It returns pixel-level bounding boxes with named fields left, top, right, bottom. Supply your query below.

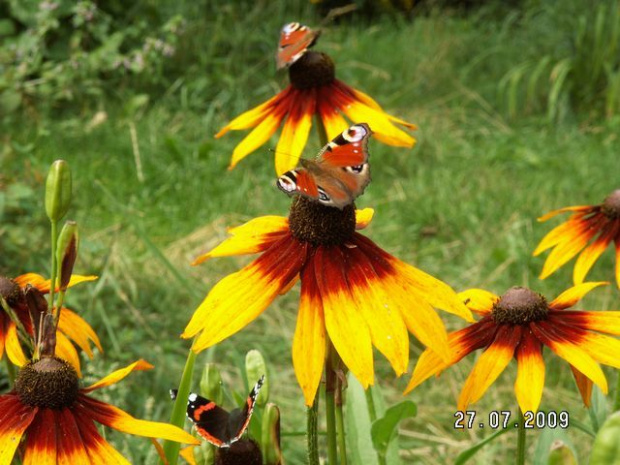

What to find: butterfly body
left=170, top=376, right=264, bottom=448
left=277, top=22, right=321, bottom=69
left=277, top=123, right=372, bottom=209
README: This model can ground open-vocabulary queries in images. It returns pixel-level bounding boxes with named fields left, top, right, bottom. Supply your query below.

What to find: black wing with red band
left=170, top=375, right=265, bottom=448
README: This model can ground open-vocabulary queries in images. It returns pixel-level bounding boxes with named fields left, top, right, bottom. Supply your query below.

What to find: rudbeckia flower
left=183, top=198, right=472, bottom=405
left=0, top=357, right=199, bottom=464
left=534, top=189, right=620, bottom=287
left=405, top=283, right=620, bottom=413
left=216, top=49, right=417, bottom=175
left=0, top=273, right=101, bottom=376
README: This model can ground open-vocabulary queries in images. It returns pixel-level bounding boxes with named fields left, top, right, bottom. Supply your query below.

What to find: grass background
left=2, top=0, right=620, bottom=463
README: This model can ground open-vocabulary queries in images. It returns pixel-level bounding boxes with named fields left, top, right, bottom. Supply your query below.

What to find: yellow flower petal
left=405, top=320, right=496, bottom=394
left=457, top=326, right=521, bottom=410
left=22, top=409, right=59, bottom=465
left=77, top=396, right=200, bottom=445
left=293, top=259, right=326, bottom=406
left=315, top=246, right=374, bottom=388
left=215, top=92, right=283, bottom=137
left=351, top=88, right=418, bottom=129
left=186, top=237, right=306, bottom=351
left=229, top=112, right=285, bottom=170
left=539, top=225, right=598, bottom=279
left=533, top=218, right=589, bottom=256
left=14, top=273, right=97, bottom=293
left=318, top=101, right=349, bottom=141
left=342, top=101, right=415, bottom=148
left=83, top=359, right=154, bottom=392
left=576, top=331, right=620, bottom=369
left=573, top=230, right=614, bottom=284
left=275, top=94, right=314, bottom=175
left=6, top=323, right=27, bottom=367
left=192, top=216, right=289, bottom=265
left=346, top=246, right=409, bottom=375
left=458, top=289, right=499, bottom=314
left=355, top=208, right=374, bottom=230
left=55, top=331, right=82, bottom=377
left=58, top=308, right=103, bottom=358
left=180, top=446, right=198, bottom=465
left=532, top=323, right=608, bottom=393
left=0, top=395, right=38, bottom=464
left=537, top=205, right=592, bottom=222
left=393, top=260, right=474, bottom=322
left=563, top=311, right=620, bottom=335
left=72, top=408, right=132, bottom=464
left=514, top=332, right=545, bottom=413
left=398, top=289, right=449, bottom=363
left=549, top=282, right=608, bottom=310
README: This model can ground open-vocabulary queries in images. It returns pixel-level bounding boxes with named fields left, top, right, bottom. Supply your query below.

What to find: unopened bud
left=56, top=221, right=78, bottom=291
left=261, top=403, right=282, bottom=465
left=246, top=350, right=268, bottom=406
left=200, top=363, right=224, bottom=405
left=24, top=285, right=48, bottom=342
left=548, top=440, right=577, bottom=465
left=45, top=160, right=72, bottom=222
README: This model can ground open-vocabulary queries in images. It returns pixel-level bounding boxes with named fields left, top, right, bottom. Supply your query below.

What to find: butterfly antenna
left=321, top=4, right=358, bottom=26
left=169, top=389, right=178, bottom=400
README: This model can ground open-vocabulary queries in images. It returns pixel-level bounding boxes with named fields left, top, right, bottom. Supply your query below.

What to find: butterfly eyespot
left=283, top=22, right=301, bottom=34
left=350, top=164, right=364, bottom=173
left=343, top=126, right=366, bottom=142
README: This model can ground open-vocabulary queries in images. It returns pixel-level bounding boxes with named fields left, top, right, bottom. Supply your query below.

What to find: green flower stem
left=516, top=409, right=526, bottom=465
left=49, top=220, right=58, bottom=315
left=326, top=341, right=338, bottom=464
left=162, top=347, right=197, bottom=465
left=335, top=394, right=347, bottom=465
left=614, top=371, right=620, bottom=412
left=365, top=388, right=386, bottom=465
left=307, top=394, right=320, bottom=465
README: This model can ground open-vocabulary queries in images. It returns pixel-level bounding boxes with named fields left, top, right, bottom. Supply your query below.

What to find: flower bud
left=245, top=350, right=268, bottom=406
left=200, top=363, right=224, bottom=405
left=45, top=160, right=72, bottom=222
left=56, top=221, right=78, bottom=292
left=24, top=284, right=48, bottom=342
left=261, top=403, right=282, bottom=465
left=547, top=440, right=577, bottom=465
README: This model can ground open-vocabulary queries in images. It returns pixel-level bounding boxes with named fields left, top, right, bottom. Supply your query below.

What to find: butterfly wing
left=276, top=22, right=320, bottom=69
left=225, top=376, right=265, bottom=445
left=276, top=123, right=372, bottom=209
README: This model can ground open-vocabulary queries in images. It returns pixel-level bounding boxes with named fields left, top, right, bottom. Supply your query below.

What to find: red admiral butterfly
left=170, top=376, right=264, bottom=448
left=276, top=22, right=321, bottom=69
left=277, top=123, right=372, bottom=209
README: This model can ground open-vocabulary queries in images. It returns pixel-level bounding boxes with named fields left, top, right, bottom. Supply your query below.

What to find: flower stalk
left=365, top=388, right=387, bottom=465
left=516, top=409, right=526, bottom=465
left=307, top=395, right=320, bottom=465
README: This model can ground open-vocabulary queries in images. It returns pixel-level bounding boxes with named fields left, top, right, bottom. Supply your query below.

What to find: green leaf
left=589, top=385, right=609, bottom=432
left=346, top=375, right=380, bottom=465
left=371, top=401, right=417, bottom=455
left=454, top=428, right=510, bottom=465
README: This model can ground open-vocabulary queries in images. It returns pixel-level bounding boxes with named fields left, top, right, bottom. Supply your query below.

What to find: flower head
left=0, top=273, right=101, bottom=376
left=406, top=283, right=620, bottom=413
left=534, top=189, right=620, bottom=287
left=216, top=30, right=416, bottom=175
left=184, top=197, right=472, bottom=405
left=0, top=357, right=199, bottom=464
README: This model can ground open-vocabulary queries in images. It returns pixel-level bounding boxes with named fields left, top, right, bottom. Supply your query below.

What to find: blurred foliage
left=0, top=0, right=183, bottom=117
left=498, top=0, right=620, bottom=122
